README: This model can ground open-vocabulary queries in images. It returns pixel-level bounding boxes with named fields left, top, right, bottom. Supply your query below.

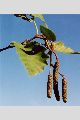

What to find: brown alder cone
left=47, top=73, right=52, bottom=98
left=62, top=78, right=67, bottom=103
left=53, top=62, right=60, bottom=101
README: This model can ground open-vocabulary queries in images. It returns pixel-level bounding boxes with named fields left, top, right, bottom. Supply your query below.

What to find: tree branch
left=0, top=45, right=14, bottom=52
left=0, top=33, right=66, bottom=80
left=0, top=34, right=47, bottom=53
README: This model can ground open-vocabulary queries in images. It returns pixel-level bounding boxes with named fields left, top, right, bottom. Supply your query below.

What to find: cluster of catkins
left=47, top=61, right=67, bottom=103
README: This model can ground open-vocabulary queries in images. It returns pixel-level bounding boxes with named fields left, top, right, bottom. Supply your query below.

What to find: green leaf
left=11, top=41, right=49, bottom=76
left=32, top=14, right=48, bottom=28
left=40, top=25, right=56, bottom=41
left=53, top=41, right=80, bottom=54
left=32, top=14, right=45, bottom=22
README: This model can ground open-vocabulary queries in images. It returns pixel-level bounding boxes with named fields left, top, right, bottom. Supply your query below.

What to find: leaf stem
left=33, top=20, right=38, bottom=34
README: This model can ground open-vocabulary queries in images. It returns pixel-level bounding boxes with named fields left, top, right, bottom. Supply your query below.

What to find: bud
left=53, top=62, right=60, bottom=101
left=62, top=78, right=67, bottom=103
left=47, top=73, right=52, bottom=98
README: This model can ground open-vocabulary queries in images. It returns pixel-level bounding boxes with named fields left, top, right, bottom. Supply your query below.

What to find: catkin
left=47, top=73, right=52, bottom=98
left=53, top=62, right=60, bottom=101
left=62, top=78, right=67, bottom=103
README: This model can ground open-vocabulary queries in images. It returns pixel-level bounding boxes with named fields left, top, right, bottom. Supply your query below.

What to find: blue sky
left=0, top=14, right=80, bottom=106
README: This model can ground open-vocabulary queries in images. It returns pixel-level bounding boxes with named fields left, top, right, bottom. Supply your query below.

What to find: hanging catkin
left=53, top=62, right=60, bottom=101
left=62, top=78, right=67, bottom=103
left=47, top=73, right=52, bottom=98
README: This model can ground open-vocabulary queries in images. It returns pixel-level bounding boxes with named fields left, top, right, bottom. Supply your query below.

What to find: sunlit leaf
left=40, top=25, right=56, bottom=41
left=53, top=41, right=80, bottom=54
left=32, top=14, right=45, bottom=22
left=11, top=41, right=49, bottom=76
left=32, top=14, right=48, bottom=28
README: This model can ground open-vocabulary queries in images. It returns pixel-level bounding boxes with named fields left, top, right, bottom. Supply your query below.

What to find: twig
left=0, top=34, right=47, bottom=53
left=49, top=51, right=52, bottom=74
left=45, top=41, right=60, bottom=64
left=58, top=72, right=65, bottom=79
left=53, top=51, right=59, bottom=64
left=0, top=45, right=14, bottom=52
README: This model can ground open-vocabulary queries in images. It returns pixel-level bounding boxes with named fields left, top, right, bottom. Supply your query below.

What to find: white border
left=0, top=0, right=80, bottom=119
left=0, top=107, right=80, bottom=120
left=0, top=0, right=80, bottom=13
